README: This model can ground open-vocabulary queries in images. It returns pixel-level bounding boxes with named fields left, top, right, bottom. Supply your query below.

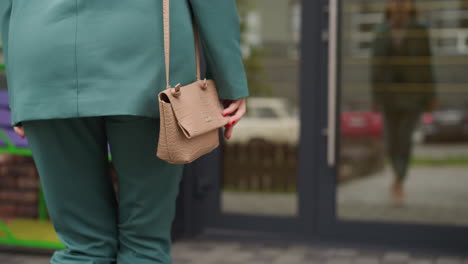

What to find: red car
left=341, top=111, right=383, bottom=139
left=422, top=109, right=468, bottom=142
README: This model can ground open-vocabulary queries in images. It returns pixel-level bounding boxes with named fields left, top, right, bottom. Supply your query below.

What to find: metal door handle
left=327, top=0, right=338, bottom=166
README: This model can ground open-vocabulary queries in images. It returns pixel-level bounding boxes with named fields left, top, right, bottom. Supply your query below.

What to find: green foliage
left=236, top=0, right=272, bottom=97
left=244, top=46, right=272, bottom=96
left=411, top=156, right=468, bottom=166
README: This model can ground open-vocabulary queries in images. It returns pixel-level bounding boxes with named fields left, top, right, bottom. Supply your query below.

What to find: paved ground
left=223, top=164, right=468, bottom=226
left=223, top=143, right=468, bottom=226
left=337, top=165, right=468, bottom=226
left=222, top=190, right=298, bottom=216
left=1, top=238, right=467, bottom=264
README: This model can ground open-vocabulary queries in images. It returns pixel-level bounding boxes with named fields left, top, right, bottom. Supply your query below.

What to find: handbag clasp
left=171, top=83, right=182, bottom=97
left=201, top=78, right=208, bottom=90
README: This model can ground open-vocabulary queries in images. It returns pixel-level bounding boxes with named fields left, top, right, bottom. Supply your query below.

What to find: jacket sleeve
left=188, top=0, right=249, bottom=100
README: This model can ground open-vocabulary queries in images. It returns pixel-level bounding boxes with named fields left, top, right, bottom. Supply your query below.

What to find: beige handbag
left=156, top=0, right=230, bottom=164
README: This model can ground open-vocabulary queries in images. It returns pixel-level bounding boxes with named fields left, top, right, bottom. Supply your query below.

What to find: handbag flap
left=158, top=79, right=230, bottom=139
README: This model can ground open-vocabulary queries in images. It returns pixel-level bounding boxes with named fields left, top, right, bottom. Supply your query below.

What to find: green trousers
left=382, top=109, right=422, bottom=181
left=22, top=115, right=185, bottom=264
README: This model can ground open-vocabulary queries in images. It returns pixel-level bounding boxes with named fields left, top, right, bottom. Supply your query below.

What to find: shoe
left=390, top=179, right=405, bottom=206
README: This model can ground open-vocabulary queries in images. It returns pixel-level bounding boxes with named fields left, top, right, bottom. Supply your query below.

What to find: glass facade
left=337, top=0, right=468, bottom=226
left=221, top=0, right=301, bottom=216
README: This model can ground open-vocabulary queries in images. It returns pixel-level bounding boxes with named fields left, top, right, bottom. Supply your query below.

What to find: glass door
left=319, top=0, right=468, bottom=250
left=205, top=0, right=319, bottom=236
left=221, top=0, right=301, bottom=218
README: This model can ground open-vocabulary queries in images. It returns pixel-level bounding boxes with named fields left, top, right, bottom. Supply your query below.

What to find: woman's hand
left=221, top=97, right=247, bottom=140
left=14, top=126, right=25, bottom=138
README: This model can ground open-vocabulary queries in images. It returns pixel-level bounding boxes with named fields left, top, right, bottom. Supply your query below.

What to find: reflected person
left=370, top=0, right=437, bottom=205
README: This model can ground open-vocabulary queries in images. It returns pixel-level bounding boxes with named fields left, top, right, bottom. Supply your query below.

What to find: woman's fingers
left=223, top=98, right=247, bottom=140
left=228, top=100, right=246, bottom=123
left=224, top=124, right=234, bottom=139
left=14, top=126, right=25, bottom=138
left=222, top=99, right=240, bottom=116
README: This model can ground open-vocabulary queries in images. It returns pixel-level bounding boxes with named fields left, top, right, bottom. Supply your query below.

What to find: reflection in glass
left=221, top=0, right=300, bottom=216
left=337, top=0, right=468, bottom=226
left=370, top=0, right=436, bottom=205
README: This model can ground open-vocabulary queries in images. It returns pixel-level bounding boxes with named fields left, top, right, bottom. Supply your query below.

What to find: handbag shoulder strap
left=163, top=0, right=201, bottom=89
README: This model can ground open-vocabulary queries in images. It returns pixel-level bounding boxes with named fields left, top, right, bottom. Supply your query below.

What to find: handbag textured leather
left=156, top=0, right=230, bottom=164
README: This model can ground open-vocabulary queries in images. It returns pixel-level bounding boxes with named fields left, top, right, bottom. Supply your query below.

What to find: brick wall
left=0, top=154, right=39, bottom=220
left=0, top=153, right=118, bottom=220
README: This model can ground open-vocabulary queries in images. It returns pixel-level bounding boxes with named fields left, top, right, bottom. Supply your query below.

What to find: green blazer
left=370, top=20, right=435, bottom=112
left=0, top=0, right=249, bottom=127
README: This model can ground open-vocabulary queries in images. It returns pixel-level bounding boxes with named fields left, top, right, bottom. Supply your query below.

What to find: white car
left=226, top=97, right=299, bottom=145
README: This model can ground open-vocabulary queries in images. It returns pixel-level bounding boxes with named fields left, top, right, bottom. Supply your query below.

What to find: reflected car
left=226, top=97, right=299, bottom=145
left=339, top=111, right=385, bottom=182
left=230, top=103, right=386, bottom=145
left=422, top=109, right=468, bottom=142
left=341, top=111, right=383, bottom=139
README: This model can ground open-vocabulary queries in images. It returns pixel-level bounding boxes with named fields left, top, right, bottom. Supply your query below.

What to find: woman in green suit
left=1, top=0, right=249, bottom=263
left=371, top=0, right=436, bottom=205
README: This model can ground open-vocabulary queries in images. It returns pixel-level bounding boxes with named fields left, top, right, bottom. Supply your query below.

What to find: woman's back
left=1, top=0, right=249, bottom=127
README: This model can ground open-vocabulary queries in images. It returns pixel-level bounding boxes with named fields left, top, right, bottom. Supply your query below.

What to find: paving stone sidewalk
left=1, top=238, right=467, bottom=264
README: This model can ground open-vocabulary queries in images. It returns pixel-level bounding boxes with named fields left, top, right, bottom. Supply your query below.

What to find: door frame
left=200, top=0, right=324, bottom=239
